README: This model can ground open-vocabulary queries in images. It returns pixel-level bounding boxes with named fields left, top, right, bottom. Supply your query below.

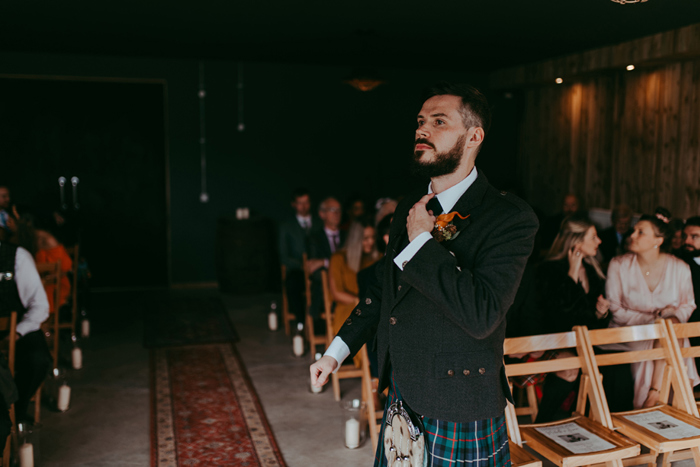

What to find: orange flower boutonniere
left=431, top=211, right=470, bottom=242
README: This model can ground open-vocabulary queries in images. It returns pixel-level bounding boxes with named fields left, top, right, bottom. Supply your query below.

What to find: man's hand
left=310, top=355, right=338, bottom=388
left=407, top=193, right=436, bottom=242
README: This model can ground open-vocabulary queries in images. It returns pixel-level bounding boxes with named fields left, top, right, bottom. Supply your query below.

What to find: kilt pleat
left=373, top=373, right=511, bottom=467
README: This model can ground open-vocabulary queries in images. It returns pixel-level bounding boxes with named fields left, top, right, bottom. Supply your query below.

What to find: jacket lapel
left=389, top=171, right=491, bottom=308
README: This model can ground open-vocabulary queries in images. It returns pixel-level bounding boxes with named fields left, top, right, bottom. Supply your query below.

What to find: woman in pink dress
left=606, top=214, right=699, bottom=409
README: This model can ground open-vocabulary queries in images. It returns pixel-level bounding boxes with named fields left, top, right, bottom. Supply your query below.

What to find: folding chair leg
left=33, top=386, right=41, bottom=426
left=332, top=372, right=341, bottom=402
left=690, top=447, right=700, bottom=466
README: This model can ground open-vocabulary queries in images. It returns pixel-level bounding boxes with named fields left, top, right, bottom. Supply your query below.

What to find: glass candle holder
left=341, top=399, right=366, bottom=449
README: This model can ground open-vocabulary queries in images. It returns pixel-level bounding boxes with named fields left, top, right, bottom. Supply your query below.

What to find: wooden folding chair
left=655, top=320, right=700, bottom=464
left=64, top=244, right=79, bottom=339
left=279, top=265, right=297, bottom=336
left=514, top=384, right=540, bottom=423
left=504, top=330, right=640, bottom=467
left=0, top=312, right=18, bottom=467
left=320, top=270, right=361, bottom=401
left=302, top=253, right=328, bottom=357
left=580, top=321, right=700, bottom=467
left=35, top=261, right=61, bottom=373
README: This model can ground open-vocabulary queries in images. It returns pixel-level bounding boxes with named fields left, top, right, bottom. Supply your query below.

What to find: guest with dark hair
left=278, top=188, right=317, bottom=324
left=540, top=194, right=583, bottom=251
left=605, top=214, right=699, bottom=409
left=339, top=194, right=365, bottom=232
left=527, top=215, right=611, bottom=422
left=599, top=204, right=634, bottom=264
left=669, top=218, right=686, bottom=253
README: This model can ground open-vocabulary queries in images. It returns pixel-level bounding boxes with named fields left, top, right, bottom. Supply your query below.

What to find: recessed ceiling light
left=555, top=78, right=563, bottom=84
left=626, top=64, right=635, bottom=71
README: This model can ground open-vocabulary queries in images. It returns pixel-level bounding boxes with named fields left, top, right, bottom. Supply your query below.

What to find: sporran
left=383, top=400, right=427, bottom=467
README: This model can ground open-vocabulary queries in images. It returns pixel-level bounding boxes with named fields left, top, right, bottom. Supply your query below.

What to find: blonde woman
left=530, top=214, right=611, bottom=422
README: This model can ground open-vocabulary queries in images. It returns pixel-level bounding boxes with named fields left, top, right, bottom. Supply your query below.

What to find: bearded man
left=311, top=83, right=538, bottom=466
left=678, top=217, right=700, bottom=373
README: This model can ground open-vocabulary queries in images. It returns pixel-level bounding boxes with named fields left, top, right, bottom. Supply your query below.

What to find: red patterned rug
left=151, top=343, right=287, bottom=466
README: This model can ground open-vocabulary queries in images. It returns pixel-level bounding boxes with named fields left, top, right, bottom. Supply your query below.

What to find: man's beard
left=684, top=245, right=700, bottom=257
left=410, top=134, right=466, bottom=179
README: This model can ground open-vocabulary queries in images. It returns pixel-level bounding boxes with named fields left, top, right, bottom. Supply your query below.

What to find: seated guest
left=374, top=198, right=397, bottom=227
left=35, top=226, right=73, bottom=313
left=540, top=193, right=582, bottom=250
left=0, top=240, right=52, bottom=423
left=329, top=220, right=381, bottom=336
left=307, top=197, right=344, bottom=319
left=669, top=218, right=685, bottom=254
left=677, top=217, right=700, bottom=371
left=278, top=188, right=316, bottom=325
left=339, top=194, right=365, bottom=232
left=606, top=215, right=699, bottom=409
left=530, top=215, right=611, bottom=422
left=599, top=204, right=633, bottom=265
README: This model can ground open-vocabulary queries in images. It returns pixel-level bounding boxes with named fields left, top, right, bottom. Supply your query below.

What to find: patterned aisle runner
left=152, top=344, right=286, bottom=466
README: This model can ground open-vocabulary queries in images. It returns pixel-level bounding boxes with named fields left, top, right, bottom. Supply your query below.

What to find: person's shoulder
left=484, top=186, right=538, bottom=224
left=666, top=253, right=690, bottom=270
left=611, top=253, right=635, bottom=268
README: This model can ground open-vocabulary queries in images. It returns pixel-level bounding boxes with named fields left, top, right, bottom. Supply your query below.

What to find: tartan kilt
left=374, top=373, right=511, bottom=467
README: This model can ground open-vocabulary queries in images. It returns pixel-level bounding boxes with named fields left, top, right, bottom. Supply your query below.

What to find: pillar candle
left=19, top=443, right=33, bottom=467
left=345, top=418, right=360, bottom=448
left=268, top=312, right=278, bottom=331
left=310, top=376, right=322, bottom=394
left=57, top=383, right=71, bottom=412
left=81, top=319, right=90, bottom=338
left=72, top=347, right=83, bottom=370
left=292, top=335, right=304, bottom=357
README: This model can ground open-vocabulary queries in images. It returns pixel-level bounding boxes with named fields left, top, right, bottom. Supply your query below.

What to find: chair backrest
left=580, top=321, right=696, bottom=415
left=504, top=330, right=614, bottom=433
left=302, top=253, right=312, bottom=314
left=35, top=261, right=61, bottom=314
left=664, top=320, right=700, bottom=416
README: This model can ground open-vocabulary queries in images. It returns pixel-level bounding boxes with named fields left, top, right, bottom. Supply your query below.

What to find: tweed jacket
left=337, top=172, right=538, bottom=423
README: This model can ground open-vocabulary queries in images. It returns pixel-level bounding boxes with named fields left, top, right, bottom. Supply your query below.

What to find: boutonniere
left=431, top=211, right=470, bottom=242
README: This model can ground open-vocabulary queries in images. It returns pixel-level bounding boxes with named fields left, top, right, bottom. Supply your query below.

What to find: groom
left=310, top=82, right=538, bottom=466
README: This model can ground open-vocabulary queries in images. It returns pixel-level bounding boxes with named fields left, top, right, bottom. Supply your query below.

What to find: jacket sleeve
left=336, top=256, right=384, bottom=358
left=278, top=223, right=302, bottom=270
left=401, top=208, right=538, bottom=339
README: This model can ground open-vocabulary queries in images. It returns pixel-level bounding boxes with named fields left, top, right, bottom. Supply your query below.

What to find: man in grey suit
left=278, top=188, right=316, bottom=324
left=311, top=83, right=538, bottom=466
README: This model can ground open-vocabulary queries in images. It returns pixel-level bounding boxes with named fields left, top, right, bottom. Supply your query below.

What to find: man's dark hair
left=686, top=216, right=700, bottom=228
left=291, top=187, right=310, bottom=202
left=422, top=82, right=492, bottom=135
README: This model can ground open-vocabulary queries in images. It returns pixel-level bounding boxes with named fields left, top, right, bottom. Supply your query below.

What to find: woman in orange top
left=35, top=229, right=72, bottom=312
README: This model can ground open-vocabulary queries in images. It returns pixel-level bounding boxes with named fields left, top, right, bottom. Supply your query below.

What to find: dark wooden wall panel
left=517, top=60, right=700, bottom=219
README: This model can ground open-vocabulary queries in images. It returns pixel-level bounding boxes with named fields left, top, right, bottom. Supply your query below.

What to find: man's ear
left=466, top=127, right=485, bottom=149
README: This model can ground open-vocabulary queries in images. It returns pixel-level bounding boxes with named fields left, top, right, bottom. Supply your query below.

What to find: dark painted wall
left=0, top=52, right=519, bottom=285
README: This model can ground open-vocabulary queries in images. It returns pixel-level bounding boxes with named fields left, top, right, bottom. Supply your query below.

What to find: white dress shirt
left=694, top=257, right=700, bottom=267
left=324, top=168, right=478, bottom=369
left=295, top=215, right=312, bottom=231
left=5, top=245, right=50, bottom=336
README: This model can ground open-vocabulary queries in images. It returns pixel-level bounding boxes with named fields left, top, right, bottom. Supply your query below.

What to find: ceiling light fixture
left=344, top=68, right=385, bottom=92
left=555, top=78, right=563, bottom=84
left=611, top=0, right=648, bottom=4
left=626, top=64, right=635, bottom=71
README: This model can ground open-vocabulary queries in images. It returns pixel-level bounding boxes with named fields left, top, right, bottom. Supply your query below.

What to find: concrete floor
left=31, top=290, right=694, bottom=467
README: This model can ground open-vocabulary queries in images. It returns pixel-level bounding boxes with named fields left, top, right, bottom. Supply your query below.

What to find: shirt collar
left=427, top=167, right=478, bottom=214
left=694, top=257, right=700, bottom=267
left=296, top=214, right=311, bottom=224
left=324, top=227, right=339, bottom=236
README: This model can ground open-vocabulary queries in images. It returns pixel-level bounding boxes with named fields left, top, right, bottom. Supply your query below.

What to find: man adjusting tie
left=311, top=82, right=538, bottom=466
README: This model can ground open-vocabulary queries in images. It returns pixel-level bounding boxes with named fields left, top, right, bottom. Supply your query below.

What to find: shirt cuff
left=324, top=336, right=351, bottom=373
left=393, top=232, right=432, bottom=271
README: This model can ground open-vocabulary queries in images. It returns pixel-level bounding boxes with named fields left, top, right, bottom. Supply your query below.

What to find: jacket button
left=447, top=370, right=454, bottom=377
left=463, top=370, right=470, bottom=376
left=479, top=368, right=485, bottom=375
left=346, top=318, right=352, bottom=325
left=398, top=285, right=402, bottom=291
left=355, top=309, right=362, bottom=316
left=365, top=298, right=372, bottom=305
left=389, top=317, right=397, bottom=325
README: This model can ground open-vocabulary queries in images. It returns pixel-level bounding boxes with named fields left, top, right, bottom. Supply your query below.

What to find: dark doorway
left=0, top=77, right=168, bottom=288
